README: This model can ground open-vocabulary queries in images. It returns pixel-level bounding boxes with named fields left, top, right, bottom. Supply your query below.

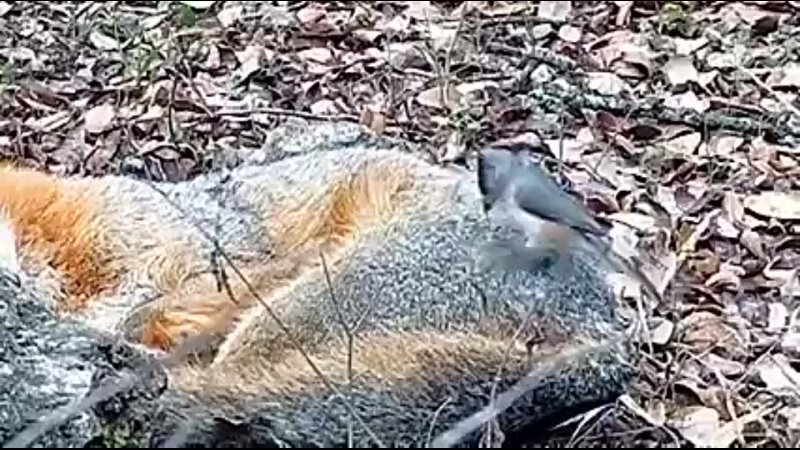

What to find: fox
left=0, top=120, right=639, bottom=448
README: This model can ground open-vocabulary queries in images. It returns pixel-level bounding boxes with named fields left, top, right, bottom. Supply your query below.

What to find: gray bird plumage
left=477, top=145, right=662, bottom=301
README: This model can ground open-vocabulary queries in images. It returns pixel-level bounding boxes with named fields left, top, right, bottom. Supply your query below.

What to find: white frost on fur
left=0, top=212, right=20, bottom=276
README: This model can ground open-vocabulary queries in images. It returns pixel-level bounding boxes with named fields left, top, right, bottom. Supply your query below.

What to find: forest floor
left=2, top=1, right=800, bottom=447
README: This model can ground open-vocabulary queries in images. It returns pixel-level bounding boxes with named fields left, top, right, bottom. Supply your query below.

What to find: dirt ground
left=3, top=1, right=800, bottom=447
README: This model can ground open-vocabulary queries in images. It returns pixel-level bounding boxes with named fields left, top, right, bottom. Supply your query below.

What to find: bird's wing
left=510, top=164, right=608, bottom=237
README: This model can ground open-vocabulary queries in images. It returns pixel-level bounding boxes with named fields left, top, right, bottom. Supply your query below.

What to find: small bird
left=476, top=145, right=661, bottom=301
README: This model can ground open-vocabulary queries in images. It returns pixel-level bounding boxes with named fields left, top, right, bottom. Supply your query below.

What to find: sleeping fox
left=0, top=121, right=636, bottom=448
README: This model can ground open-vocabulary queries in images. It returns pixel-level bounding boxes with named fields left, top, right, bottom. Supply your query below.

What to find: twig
left=319, top=250, right=355, bottom=448
left=213, top=107, right=362, bottom=124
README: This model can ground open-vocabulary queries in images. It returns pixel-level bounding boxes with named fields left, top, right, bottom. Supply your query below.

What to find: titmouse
left=476, top=145, right=661, bottom=301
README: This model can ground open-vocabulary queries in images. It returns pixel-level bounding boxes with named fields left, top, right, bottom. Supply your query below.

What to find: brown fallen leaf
left=751, top=14, right=780, bottom=36
left=702, top=353, right=746, bottom=378
left=673, top=37, right=709, bottom=56
left=310, top=99, right=337, bottom=115
left=416, top=85, right=462, bottom=111
left=767, top=302, right=788, bottom=332
left=298, top=47, right=334, bottom=64
left=587, top=72, right=629, bottom=96
left=429, top=23, right=459, bottom=52
left=537, top=1, right=571, bottom=21
left=663, top=91, right=710, bottom=113
left=767, top=64, right=800, bottom=88
left=558, top=24, right=582, bottom=43
left=678, top=311, right=746, bottom=358
left=756, top=354, right=800, bottom=397
left=614, top=1, right=633, bottom=26
left=705, top=262, right=745, bottom=291
left=26, top=111, right=71, bottom=133
left=665, top=131, right=701, bottom=156
left=85, top=104, right=116, bottom=134
left=741, top=229, right=766, bottom=260
left=667, top=406, right=737, bottom=448
left=89, top=30, right=119, bottom=51
left=781, top=332, right=800, bottom=358
left=180, top=0, right=215, bottom=9
left=744, top=191, right=800, bottom=220
left=297, top=5, right=326, bottom=24
left=648, top=317, right=674, bottom=345
left=217, top=4, right=243, bottom=27
left=664, top=56, right=699, bottom=86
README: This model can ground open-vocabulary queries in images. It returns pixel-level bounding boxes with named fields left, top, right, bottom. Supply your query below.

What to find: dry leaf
left=544, top=138, right=585, bottom=164
left=217, top=5, right=243, bottom=27
left=441, top=130, right=465, bottom=163
left=84, top=104, right=116, bottom=134
left=756, top=355, right=800, bottom=396
left=678, top=311, right=745, bottom=358
left=707, top=136, right=744, bottom=157
left=532, top=24, right=554, bottom=39
left=705, top=52, right=736, bottom=69
left=359, top=106, right=386, bottom=135
left=745, top=191, right=800, bottom=220
left=769, top=64, right=800, bottom=88
left=666, top=132, right=701, bottom=156
left=558, top=25, right=582, bottom=43
left=705, top=262, right=745, bottom=291
left=179, top=1, right=215, bottom=9
left=354, top=29, right=382, bottom=43
left=664, top=91, right=709, bottom=113
left=614, top=1, right=633, bottom=26
left=698, top=70, right=719, bottom=87
left=665, top=56, right=699, bottom=85
left=537, top=1, right=571, bottom=21
left=26, top=111, right=71, bottom=132
left=780, top=407, right=800, bottom=431
left=429, top=23, right=458, bottom=52
left=668, top=406, right=735, bottom=448
left=298, top=47, right=334, bottom=64
left=608, top=212, right=656, bottom=232
left=649, top=318, right=674, bottom=345
left=673, top=37, right=708, bottom=56
left=234, top=45, right=268, bottom=81
left=703, top=353, right=745, bottom=377
left=740, top=229, right=766, bottom=259
left=310, top=99, right=337, bottom=115
left=297, top=5, right=325, bottom=24
left=752, top=15, right=780, bottom=36
left=768, top=302, right=788, bottom=332
left=416, top=85, right=461, bottom=111
left=782, top=332, right=800, bottom=357
left=587, top=72, right=629, bottom=96
left=404, top=2, right=442, bottom=21
left=722, top=192, right=745, bottom=224
left=89, top=30, right=119, bottom=51
left=715, top=215, right=739, bottom=239
left=381, top=14, right=411, bottom=34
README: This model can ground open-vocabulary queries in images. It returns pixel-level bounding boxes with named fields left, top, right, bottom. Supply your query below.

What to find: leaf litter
left=2, top=0, right=800, bottom=447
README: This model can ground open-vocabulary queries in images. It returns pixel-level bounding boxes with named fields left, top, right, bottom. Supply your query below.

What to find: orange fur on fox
left=0, top=167, right=116, bottom=309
